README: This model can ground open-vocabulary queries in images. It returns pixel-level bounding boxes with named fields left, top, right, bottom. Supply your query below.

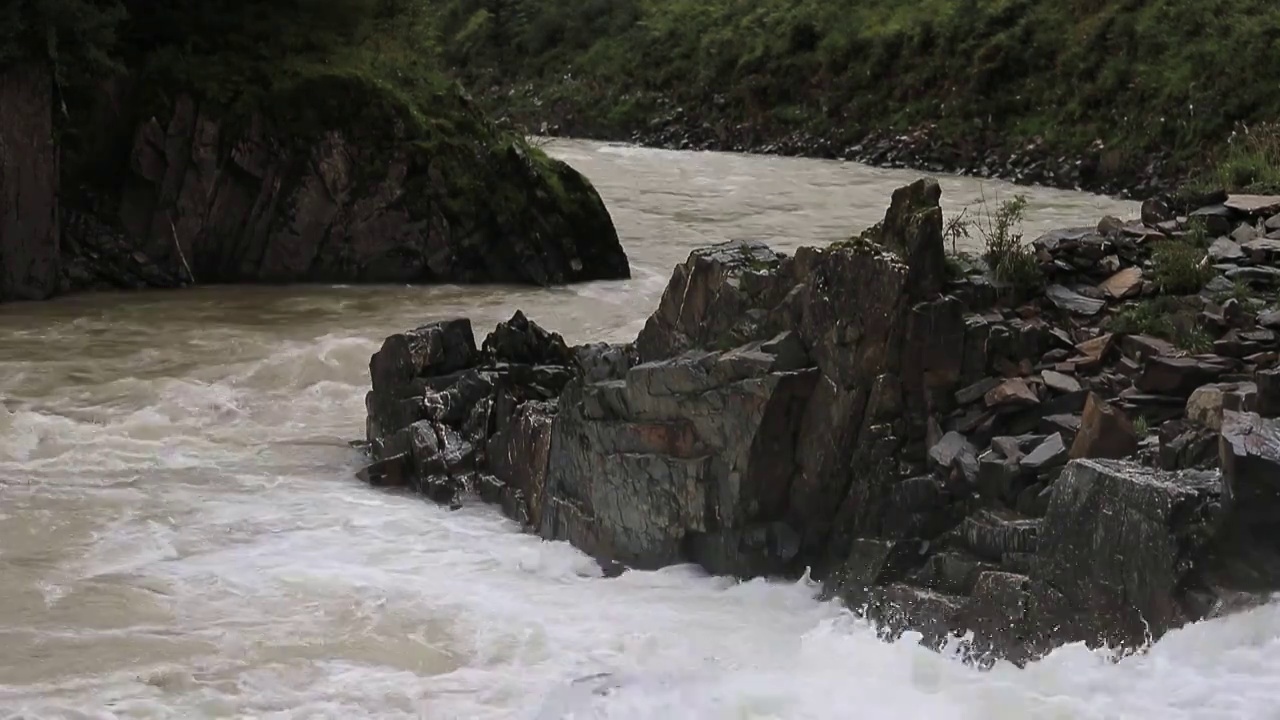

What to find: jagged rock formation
left=360, top=179, right=1280, bottom=665
left=2, top=70, right=629, bottom=300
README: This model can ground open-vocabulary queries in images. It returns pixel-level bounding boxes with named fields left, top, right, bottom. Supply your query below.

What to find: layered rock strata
left=361, top=180, right=1280, bottom=664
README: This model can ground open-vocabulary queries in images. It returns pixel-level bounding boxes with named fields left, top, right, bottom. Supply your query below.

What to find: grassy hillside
left=426, top=0, right=1280, bottom=193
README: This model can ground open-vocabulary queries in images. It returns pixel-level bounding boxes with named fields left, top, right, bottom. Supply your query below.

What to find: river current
left=2, top=140, right=1278, bottom=719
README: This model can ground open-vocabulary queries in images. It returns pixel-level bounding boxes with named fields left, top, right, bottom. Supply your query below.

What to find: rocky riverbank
left=357, top=179, right=1280, bottom=665
left=496, top=89, right=1173, bottom=200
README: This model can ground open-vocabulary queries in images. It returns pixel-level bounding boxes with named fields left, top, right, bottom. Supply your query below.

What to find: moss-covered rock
left=5, top=1, right=629, bottom=297
left=61, top=70, right=628, bottom=291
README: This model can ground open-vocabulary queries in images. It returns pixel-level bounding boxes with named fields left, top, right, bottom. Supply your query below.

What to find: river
left=1, top=139, right=1277, bottom=719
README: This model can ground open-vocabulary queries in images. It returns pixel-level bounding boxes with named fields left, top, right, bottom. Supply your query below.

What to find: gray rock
left=484, top=310, right=574, bottom=366
left=1226, top=266, right=1280, bottom=285
left=1041, top=370, right=1081, bottom=394
left=956, top=377, right=1001, bottom=405
left=954, top=510, right=1040, bottom=560
left=1190, top=205, right=1234, bottom=236
left=1046, top=284, right=1106, bottom=316
left=1241, top=238, right=1280, bottom=261
left=914, top=552, right=995, bottom=595
left=1231, top=224, right=1261, bottom=244
left=1037, top=459, right=1225, bottom=651
left=574, top=342, right=638, bottom=383
left=1020, top=433, right=1068, bottom=472
left=1097, top=216, right=1125, bottom=237
left=990, top=436, right=1026, bottom=462
left=369, top=319, right=477, bottom=394
left=1136, top=355, right=1234, bottom=396
left=1225, top=194, right=1280, bottom=216
left=872, top=178, right=949, bottom=298
left=1209, top=237, right=1245, bottom=262
left=634, top=239, right=787, bottom=362
left=977, top=451, right=1022, bottom=503
left=1032, top=227, right=1097, bottom=253
left=1219, top=411, right=1280, bottom=526
left=930, top=431, right=979, bottom=475
left=1040, top=413, right=1082, bottom=444
left=542, top=351, right=818, bottom=573
left=1203, top=276, right=1237, bottom=295
left=1157, top=421, right=1218, bottom=471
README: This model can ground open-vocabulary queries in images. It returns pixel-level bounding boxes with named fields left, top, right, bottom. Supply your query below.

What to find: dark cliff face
left=3, top=71, right=629, bottom=300
left=78, top=90, right=626, bottom=289
left=0, top=63, right=59, bottom=301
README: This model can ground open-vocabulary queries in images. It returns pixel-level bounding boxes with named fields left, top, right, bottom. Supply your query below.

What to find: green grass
left=1149, top=240, right=1213, bottom=295
left=944, top=194, right=1042, bottom=295
left=419, top=0, right=1280, bottom=187
left=1133, top=414, right=1150, bottom=436
left=1107, top=297, right=1213, bottom=352
left=1208, top=124, right=1280, bottom=193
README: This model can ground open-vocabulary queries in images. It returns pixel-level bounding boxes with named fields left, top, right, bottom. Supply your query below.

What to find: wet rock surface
left=361, top=180, right=1280, bottom=666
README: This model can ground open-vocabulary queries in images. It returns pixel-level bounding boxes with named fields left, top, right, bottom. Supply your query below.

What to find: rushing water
left=2, top=140, right=1278, bottom=719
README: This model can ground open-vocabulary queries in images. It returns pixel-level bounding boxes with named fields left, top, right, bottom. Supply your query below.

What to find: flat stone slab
left=1226, top=194, right=1280, bottom=215
left=1047, top=284, right=1105, bottom=316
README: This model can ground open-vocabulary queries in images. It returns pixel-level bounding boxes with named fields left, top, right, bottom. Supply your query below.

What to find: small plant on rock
left=1210, top=279, right=1257, bottom=305
left=1149, top=240, right=1213, bottom=295
left=1182, top=218, right=1211, bottom=249
left=1133, top=414, right=1150, bottom=436
left=960, top=193, right=1043, bottom=295
left=1107, top=297, right=1213, bottom=352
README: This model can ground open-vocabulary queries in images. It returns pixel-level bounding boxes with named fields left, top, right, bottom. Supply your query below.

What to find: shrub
left=970, top=194, right=1043, bottom=294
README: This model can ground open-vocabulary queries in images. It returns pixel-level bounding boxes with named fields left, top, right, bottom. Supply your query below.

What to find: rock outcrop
left=5, top=71, right=629, bottom=300
left=0, top=63, right=60, bottom=301
left=361, top=179, right=1280, bottom=665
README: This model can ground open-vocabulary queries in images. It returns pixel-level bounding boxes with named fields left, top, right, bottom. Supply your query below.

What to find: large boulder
left=1033, top=459, right=1225, bottom=650
left=359, top=180, right=1280, bottom=666
left=62, top=74, right=628, bottom=293
left=541, top=340, right=819, bottom=575
left=1218, top=411, right=1280, bottom=525
left=634, top=240, right=791, bottom=362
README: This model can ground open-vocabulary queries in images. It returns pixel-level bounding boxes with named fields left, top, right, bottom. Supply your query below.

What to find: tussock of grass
left=1149, top=240, right=1212, bottom=295
left=1108, top=297, right=1212, bottom=352
left=946, top=194, right=1042, bottom=295
left=1211, top=124, right=1280, bottom=193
